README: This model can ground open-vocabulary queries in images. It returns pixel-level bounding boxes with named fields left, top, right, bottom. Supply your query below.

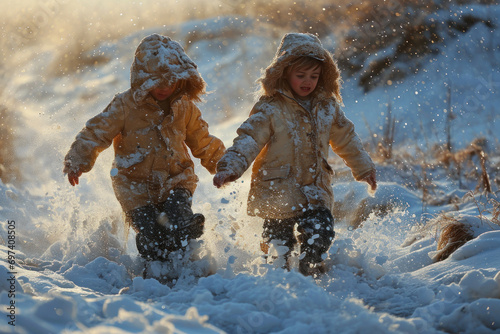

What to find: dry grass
left=408, top=193, right=500, bottom=262
left=490, top=198, right=500, bottom=227
left=404, top=213, right=474, bottom=262
left=365, top=136, right=497, bottom=205
left=434, top=218, right=474, bottom=262
left=436, top=138, right=493, bottom=194
left=364, top=102, right=397, bottom=162
left=463, top=191, right=500, bottom=229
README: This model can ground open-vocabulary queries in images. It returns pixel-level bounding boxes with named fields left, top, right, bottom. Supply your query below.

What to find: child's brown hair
left=170, top=78, right=206, bottom=103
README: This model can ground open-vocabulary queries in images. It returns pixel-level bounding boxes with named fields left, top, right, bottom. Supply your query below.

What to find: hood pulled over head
left=130, top=33, right=206, bottom=103
left=258, top=33, right=342, bottom=102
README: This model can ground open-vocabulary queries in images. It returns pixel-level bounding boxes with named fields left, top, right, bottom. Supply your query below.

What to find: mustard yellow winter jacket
left=216, top=33, right=375, bottom=219
left=64, top=34, right=225, bottom=212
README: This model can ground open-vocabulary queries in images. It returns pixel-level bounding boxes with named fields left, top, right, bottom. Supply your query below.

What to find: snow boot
left=126, top=204, right=172, bottom=261
left=261, top=217, right=296, bottom=270
left=296, top=208, right=334, bottom=273
left=180, top=212, right=205, bottom=240
left=159, top=189, right=205, bottom=250
left=160, top=212, right=205, bottom=251
left=298, top=260, right=327, bottom=277
left=126, top=188, right=206, bottom=261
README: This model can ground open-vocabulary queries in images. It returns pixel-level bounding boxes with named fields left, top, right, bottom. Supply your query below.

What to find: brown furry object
left=434, top=222, right=474, bottom=262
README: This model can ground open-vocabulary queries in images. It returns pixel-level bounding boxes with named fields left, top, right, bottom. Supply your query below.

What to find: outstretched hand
left=64, top=161, right=82, bottom=186
left=213, top=171, right=238, bottom=188
left=363, top=170, right=377, bottom=192
left=67, top=170, right=83, bottom=186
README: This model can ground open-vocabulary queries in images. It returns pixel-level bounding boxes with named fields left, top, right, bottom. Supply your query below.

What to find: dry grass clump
left=463, top=191, right=500, bottom=229
left=490, top=197, right=500, bottom=226
left=417, top=193, right=500, bottom=262
left=404, top=213, right=474, bottom=262
left=433, top=216, right=474, bottom=262
left=435, top=138, right=493, bottom=194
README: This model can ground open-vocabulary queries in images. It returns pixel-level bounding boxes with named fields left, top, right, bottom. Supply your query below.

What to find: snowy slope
left=1, top=8, right=500, bottom=334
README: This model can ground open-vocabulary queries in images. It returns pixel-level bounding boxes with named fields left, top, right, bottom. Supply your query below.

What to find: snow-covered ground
left=1, top=6, right=500, bottom=334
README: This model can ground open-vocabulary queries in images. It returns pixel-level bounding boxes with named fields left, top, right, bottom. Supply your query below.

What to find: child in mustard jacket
left=64, top=34, right=225, bottom=265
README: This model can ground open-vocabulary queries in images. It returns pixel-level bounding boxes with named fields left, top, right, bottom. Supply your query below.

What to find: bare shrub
left=363, top=102, right=397, bottom=163
left=436, top=138, right=493, bottom=194
left=463, top=191, right=500, bottom=229
left=490, top=197, right=500, bottom=226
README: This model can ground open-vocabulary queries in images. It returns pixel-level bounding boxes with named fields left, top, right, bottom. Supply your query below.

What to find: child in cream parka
left=214, top=33, right=376, bottom=276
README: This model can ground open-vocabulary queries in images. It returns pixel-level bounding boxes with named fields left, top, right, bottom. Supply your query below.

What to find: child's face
left=151, top=83, right=177, bottom=101
left=287, top=65, right=321, bottom=98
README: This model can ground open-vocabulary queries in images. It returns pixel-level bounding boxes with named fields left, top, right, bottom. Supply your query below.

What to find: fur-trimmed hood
left=130, top=34, right=206, bottom=104
left=259, top=33, right=342, bottom=102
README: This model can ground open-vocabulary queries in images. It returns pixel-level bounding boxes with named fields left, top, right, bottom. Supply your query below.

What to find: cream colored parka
left=216, top=33, right=375, bottom=219
left=64, top=34, right=225, bottom=212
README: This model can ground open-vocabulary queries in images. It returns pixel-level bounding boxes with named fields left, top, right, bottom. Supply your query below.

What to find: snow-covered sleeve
left=329, top=102, right=375, bottom=181
left=184, top=100, right=225, bottom=174
left=63, top=96, right=125, bottom=174
left=216, top=101, right=272, bottom=178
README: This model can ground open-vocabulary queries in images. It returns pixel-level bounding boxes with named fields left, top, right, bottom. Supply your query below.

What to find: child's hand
left=64, top=162, right=82, bottom=186
left=363, top=170, right=377, bottom=192
left=67, top=170, right=83, bottom=186
left=213, top=171, right=238, bottom=188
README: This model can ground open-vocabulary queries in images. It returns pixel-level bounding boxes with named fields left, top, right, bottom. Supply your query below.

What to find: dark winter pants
left=261, top=208, right=335, bottom=272
left=125, top=188, right=204, bottom=261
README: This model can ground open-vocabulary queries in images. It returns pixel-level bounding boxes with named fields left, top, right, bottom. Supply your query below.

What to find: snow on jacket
left=64, top=34, right=225, bottom=212
left=216, top=33, right=375, bottom=219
